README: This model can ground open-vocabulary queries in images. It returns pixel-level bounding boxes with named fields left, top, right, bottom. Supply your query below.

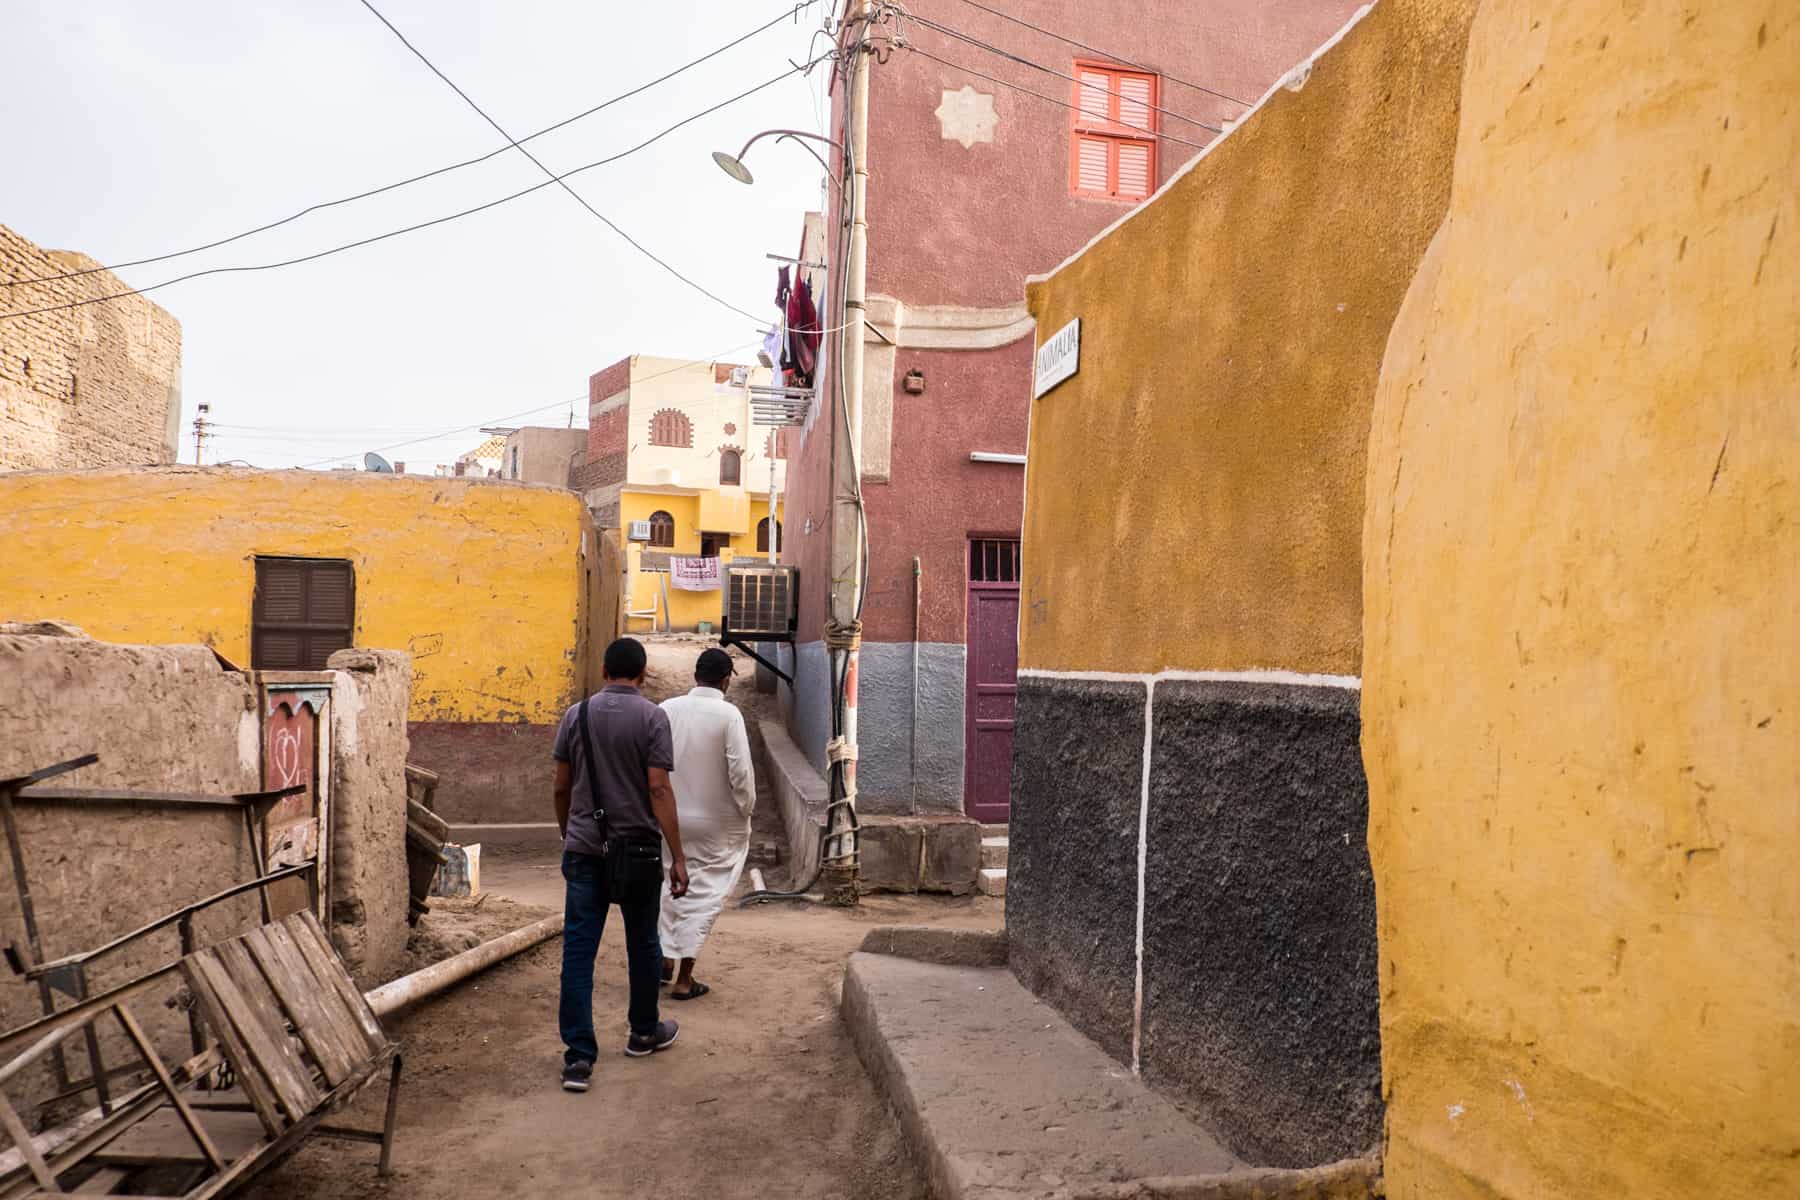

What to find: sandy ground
left=242, top=637, right=1003, bottom=1200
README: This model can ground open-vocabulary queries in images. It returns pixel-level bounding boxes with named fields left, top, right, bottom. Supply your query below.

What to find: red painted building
left=777, top=0, right=1363, bottom=822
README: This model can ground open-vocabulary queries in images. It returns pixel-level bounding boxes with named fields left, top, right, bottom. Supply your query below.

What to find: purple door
left=964, top=539, right=1021, bottom=823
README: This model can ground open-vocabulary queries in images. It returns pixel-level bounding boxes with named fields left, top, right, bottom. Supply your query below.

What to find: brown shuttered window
left=253, top=557, right=355, bottom=670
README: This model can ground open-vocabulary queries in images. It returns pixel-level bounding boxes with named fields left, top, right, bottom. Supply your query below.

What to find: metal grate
left=969, top=539, right=1021, bottom=584
left=725, top=566, right=798, bottom=640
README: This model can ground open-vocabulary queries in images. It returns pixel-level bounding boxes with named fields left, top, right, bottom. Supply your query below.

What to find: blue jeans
left=559, top=850, right=662, bottom=1065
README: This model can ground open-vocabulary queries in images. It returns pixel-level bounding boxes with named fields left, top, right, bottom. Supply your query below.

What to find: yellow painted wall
left=1019, top=0, right=1478, bottom=676
left=619, top=490, right=782, bottom=632
left=1363, top=2, right=1799, bottom=1195
left=0, top=467, right=611, bottom=724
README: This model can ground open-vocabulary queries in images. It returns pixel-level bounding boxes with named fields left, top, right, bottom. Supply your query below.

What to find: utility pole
left=822, top=0, right=872, bottom=906
left=191, top=402, right=211, bottom=465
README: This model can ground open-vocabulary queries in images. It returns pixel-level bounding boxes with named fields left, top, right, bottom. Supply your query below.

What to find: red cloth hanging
left=786, top=276, right=820, bottom=387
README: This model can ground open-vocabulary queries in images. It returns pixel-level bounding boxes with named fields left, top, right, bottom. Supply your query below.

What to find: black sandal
left=670, top=981, right=710, bottom=1001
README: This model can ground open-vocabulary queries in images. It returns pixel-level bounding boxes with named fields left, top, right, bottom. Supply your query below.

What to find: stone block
left=921, top=818, right=980, bottom=895
left=856, top=820, right=925, bottom=892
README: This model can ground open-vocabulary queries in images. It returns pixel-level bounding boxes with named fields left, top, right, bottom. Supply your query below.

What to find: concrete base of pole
left=364, top=913, right=564, bottom=1018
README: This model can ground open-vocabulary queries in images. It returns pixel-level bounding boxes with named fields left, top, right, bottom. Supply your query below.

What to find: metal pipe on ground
left=364, top=914, right=563, bottom=1018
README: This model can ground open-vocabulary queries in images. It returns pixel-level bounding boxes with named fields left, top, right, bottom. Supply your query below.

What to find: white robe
left=657, top=686, right=756, bottom=960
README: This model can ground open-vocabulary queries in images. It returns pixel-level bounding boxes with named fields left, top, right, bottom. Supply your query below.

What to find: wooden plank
left=290, top=914, right=385, bottom=1052
left=0, top=1090, right=55, bottom=1191
left=71, top=1165, right=130, bottom=1193
left=264, top=923, right=368, bottom=1065
left=239, top=928, right=354, bottom=1088
left=199, top=947, right=317, bottom=1121
left=14, top=788, right=255, bottom=810
left=90, top=1106, right=267, bottom=1168
left=110, top=1005, right=224, bottom=1172
left=178, top=1051, right=391, bottom=1200
left=178, top=962, right=282, bottom=1137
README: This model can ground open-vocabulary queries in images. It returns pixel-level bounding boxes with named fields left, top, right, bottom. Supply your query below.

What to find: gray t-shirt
left=552, top=685, right=674, bottom=856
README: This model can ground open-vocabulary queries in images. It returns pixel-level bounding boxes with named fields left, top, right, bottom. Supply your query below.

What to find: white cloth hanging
left=657, top=686, right=756, bottom=959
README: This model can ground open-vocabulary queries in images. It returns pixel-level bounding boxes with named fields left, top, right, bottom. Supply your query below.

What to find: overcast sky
left=2, top=0, right=829, bottom=470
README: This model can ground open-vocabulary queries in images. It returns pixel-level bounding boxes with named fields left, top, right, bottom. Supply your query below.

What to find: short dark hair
left=602, top=637, right=648, bottom=681
left=695, top=647, right=735, bottom=686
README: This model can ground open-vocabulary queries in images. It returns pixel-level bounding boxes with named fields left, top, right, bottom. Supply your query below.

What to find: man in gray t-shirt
left=551, top=637, right=689, bottom=1092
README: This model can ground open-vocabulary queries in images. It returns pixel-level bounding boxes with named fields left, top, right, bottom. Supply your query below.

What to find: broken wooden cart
left=0, top=909, right=401, bottom=1197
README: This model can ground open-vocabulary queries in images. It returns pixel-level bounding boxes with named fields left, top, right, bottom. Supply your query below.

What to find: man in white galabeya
left=657, top=647, right=755, bottom=1000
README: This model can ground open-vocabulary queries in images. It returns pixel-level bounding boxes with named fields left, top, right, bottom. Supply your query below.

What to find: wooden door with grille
left=964, top=538, right=1021, bottom=823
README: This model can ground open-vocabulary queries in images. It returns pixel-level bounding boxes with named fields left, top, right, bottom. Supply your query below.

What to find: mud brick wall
left=325, top=649, right=412, bottom=985
left=0, top=629, right=412, bottom=1117
left=0, top=629, right=263, bottom=1118
left=0, top=223, right=181, bottom=470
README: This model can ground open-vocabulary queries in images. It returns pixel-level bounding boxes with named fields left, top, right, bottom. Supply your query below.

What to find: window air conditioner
left=628, top=520, right=652, bottom=542
left=722, top=565, right=798, bottom=642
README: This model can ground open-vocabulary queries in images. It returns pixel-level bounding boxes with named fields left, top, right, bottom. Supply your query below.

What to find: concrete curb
left=842, top=954, right=1383, bottom=1200
left=856, top=925, right=1009, bottom=967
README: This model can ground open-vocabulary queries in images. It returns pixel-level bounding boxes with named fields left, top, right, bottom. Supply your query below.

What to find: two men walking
left=552, top=638, right=755, bottom=1092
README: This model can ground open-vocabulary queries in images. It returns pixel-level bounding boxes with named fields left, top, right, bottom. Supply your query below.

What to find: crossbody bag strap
left=575, top=696, right=609, bottom=842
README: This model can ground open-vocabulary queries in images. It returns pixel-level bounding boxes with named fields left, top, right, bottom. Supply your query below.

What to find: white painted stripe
left=1132, top=678, right=1155, bottom=1076
left=1018, top=666, right=1361, bottom=691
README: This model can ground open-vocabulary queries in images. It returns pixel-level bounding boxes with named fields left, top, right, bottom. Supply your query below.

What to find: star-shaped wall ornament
left=935, top=85, right=998, bottom=149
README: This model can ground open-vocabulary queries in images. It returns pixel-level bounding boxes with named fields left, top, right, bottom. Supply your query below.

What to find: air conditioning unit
left=628, top=520, right=652, bottom=542
left=729, top=365, right=749, bottom=387
left=722, top=565, right=798, bottom=642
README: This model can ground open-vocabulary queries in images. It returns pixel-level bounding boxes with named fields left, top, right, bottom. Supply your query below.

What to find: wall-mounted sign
left=1034, top=318, right=1080, bottom=398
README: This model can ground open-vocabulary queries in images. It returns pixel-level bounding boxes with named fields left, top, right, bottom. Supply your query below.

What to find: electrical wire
left=899, top=8, right=1223, bottom=135
left=947, top=0, right=1254, bottom=107
left=1, top=1, right=818, bottom=292
left=293, top=340, right=761, bottom=470
left=358, top=0, right=764, bottom=323
left=0, top=66, right=807, bottom=323
left=902, top=42, right=1211, bottom=150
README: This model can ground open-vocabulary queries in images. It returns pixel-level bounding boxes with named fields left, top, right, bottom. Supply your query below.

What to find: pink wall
left=861, top=341, right=1031, bottom=644
left=864, top=0, right=1362, bottom=306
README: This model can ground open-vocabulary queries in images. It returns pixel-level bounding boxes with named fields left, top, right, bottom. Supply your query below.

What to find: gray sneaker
left=561, top=1059, right=594, bottom=1092
left=624, top=1020, right=679, bottom=1057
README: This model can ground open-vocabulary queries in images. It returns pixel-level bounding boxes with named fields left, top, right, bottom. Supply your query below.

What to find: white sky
left=1, top=0, right=830, bottom=470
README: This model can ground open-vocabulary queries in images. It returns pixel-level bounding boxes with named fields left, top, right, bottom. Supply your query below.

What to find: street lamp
left=712, top=129, right=845, bottom=189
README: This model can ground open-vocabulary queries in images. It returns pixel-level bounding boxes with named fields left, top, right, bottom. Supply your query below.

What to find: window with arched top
left=647, top=510, right=675, bottom=548
left=719, top=448, right=742, bottom=486
left=756, top=517, right=783, bottom=554
left=649, top=409, right=692, bottom=448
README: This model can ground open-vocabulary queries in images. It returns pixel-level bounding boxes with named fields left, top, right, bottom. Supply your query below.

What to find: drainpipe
left=910, top=556, right=921, bottom=816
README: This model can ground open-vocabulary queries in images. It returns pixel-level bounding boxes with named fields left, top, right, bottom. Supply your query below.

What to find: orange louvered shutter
left=1068, top=62, right=1158, bottom=202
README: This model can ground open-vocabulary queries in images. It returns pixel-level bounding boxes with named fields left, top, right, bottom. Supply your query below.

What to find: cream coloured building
left=578, top=355, right=787, bottom=632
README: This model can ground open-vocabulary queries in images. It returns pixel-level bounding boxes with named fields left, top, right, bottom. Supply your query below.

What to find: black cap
left=696, top=647, right=736, bottom=683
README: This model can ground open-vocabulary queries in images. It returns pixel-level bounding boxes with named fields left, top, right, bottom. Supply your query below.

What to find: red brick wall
left=586, top=357, right=633, bottom=464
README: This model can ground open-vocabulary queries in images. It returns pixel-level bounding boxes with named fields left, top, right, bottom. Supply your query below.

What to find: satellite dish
left=364, top=452, right=395, bottom=473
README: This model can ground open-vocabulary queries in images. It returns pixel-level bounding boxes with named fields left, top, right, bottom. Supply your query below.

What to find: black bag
left=575, top=696, right=665, bottom=905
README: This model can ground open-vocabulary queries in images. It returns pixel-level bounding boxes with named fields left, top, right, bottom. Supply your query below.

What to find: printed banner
left=670, top=556, right=721, bottom=592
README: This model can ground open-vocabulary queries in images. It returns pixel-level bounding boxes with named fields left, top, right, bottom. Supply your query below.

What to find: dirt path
left=245, top=638, right=1000, bottom=1200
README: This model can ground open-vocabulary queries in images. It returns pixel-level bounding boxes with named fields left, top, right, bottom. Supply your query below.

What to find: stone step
left=980, top=836, right=1009, bottom=870
left=977, top=867, right=1007, bottom=897
left=844, top=953, right=1246, bottom=1200
left=979, top=823, right=1009, bottom=838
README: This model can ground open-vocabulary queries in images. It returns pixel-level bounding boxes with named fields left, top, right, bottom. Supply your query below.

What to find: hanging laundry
left=774, top=266, right=796, bottom=378
left=786, top=274, right=821, bottom=386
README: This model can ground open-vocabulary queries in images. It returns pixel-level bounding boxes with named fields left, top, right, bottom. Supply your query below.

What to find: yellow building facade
left=0, top=467, right=620, bottom=826
left=581, top=354, right=786, bottom=633
left=1363, top=1, right=1799, bottom=1195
